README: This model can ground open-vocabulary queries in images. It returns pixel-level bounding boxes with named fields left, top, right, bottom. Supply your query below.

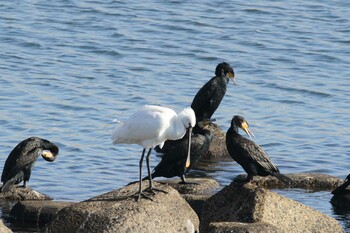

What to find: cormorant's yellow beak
left=228, top=72, right=237, bottom=85
left=241, top=121, right=255, bottom=139
left=42, top=150, right=56, bottom=162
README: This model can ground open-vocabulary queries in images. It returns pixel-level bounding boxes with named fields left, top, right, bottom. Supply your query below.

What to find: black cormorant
left=332, top=174, right=350, bottom=195
left=226, top=115, right=293, bottom=185
left=191, top=62, right=235, bottom=123
left=148, top=119, right=213, bottom=183
left=1, top=137, right=59, bottom=192
left=155, top=62, right=234, bottom=154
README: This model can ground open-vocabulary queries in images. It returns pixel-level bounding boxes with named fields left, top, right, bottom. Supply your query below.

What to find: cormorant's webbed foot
left=233, top=175, right=252, bottom=187
left=178, top=175, right=199, bottom=185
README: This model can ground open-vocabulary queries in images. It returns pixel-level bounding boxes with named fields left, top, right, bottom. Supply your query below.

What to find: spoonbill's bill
left=226, top=115, right=293, bottom=186
left=111, top=105, right=196, bottom=200
left=1, top=137, right=59, bottom=192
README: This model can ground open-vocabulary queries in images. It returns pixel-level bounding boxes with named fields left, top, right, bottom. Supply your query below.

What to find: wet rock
left=0, top=186, right=52, bottom=201
left=156, top=122, right=229, bottom=160
left=182, top=194, right=210, bottom=218
left=200, top=181, right=343, bottom=232
left=44, top=181, right=199, bottom=233
left=0, top=219, right=12, bottom=233
left=156, top=178, right=220, bottom=217
left=234, top=173, right=344, bottom=190
left=10, top=200, right=74, bottom=227
left=203, top=123, right=230, bottom=159
left=207, top=222, right=281, bottom=233
left=156, top=178, right=220, bottom=195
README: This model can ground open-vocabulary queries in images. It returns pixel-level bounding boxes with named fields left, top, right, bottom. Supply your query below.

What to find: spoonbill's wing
left=111, top=106, right=175, bottom=147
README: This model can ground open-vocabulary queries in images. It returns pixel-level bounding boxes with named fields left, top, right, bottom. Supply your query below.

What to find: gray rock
left=0, top=186, right=52, bottom=201
left=202, top=123, right=230, bottom=160
left=156, top=178, right=220, bottom=218
left=207, top=222, right=281, bottom=233
left=182, top=194, right=210, bottom=218
left=10, top=200, right=74, bottom=227
left=0, top=219, right=12, bottom=233
left=200, top=181, right=344, bottom=232
left=234, top=173, right=344, bottom=190
left=156, top=178, right=220, bottom=195
left=44, top=181, right=199, bottom=233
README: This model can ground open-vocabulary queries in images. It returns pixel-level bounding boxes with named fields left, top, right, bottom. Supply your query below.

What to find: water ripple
left=0, top=0, right=349, bottom=231
left=267, top=83, right=332, bottom=98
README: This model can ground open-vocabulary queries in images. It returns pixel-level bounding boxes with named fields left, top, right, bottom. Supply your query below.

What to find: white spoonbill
left=111, top=105, right=196, bottom=201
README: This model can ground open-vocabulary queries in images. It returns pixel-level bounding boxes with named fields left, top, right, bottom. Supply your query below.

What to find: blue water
left=0, top=0, right=349, bottom=231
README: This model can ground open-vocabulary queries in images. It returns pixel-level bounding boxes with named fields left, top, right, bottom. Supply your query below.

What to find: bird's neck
left=167, top=119, right=187, bottom=140
left=233, top=124, right=239, bottom=134
left=228, top=125, right=240, bottom=138
left=221, top=75, right=230, bottom=84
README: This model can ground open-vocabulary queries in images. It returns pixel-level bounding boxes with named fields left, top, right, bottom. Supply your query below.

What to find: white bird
left=111, top=105, right=196, bottom=201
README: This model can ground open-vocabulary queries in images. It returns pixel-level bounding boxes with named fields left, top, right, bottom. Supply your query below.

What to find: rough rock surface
left=10, top=200, right=74, bottom=227
left=0, top=186, right=52, bottom=201
left=156, top=178, right=220, bottom=217
left=156, top=178, right=220, bottom=195
left=157, top=122, right=229, bottom=160
left=200, top=181, right=344, bottom=232
left=207, top=222, right=281, bottom=233
left=44, top=181, right=199, bottom=233
left=0, top=219, right=12, bottom=233
left=183, top=194, right=211, bottom=218
left=234, top=173, right=344, bottom=190
left=202, top=123, right=230, bottom=159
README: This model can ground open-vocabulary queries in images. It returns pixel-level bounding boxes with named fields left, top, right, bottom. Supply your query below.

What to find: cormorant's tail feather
left=273, top=173, right=294, bottom=186
left=1, top=179, right=16, bottom=192
left=332, top=180, right=350, bottom=195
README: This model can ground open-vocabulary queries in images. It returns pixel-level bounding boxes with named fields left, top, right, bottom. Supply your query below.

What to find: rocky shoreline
left=0, top=173, right=348, bottom=233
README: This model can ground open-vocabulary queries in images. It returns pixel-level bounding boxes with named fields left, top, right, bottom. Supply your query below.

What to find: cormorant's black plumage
left=1, top=137, right=59, bottom=192
left=191, top=62, right=235, bottom=123
left=332, top=174, right=350, bottom=195
left=155, top=62, right=234, bottom=155
left=226, top=115, right=292, bottom=185
left=148, top=120, right=213, bottom=183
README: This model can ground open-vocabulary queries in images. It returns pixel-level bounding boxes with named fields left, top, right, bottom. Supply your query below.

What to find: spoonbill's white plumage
left=111, top=105, right=196, bottom=201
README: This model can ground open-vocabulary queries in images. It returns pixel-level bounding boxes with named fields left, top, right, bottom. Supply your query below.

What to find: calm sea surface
left=1, top=0, right=349, bottom=231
